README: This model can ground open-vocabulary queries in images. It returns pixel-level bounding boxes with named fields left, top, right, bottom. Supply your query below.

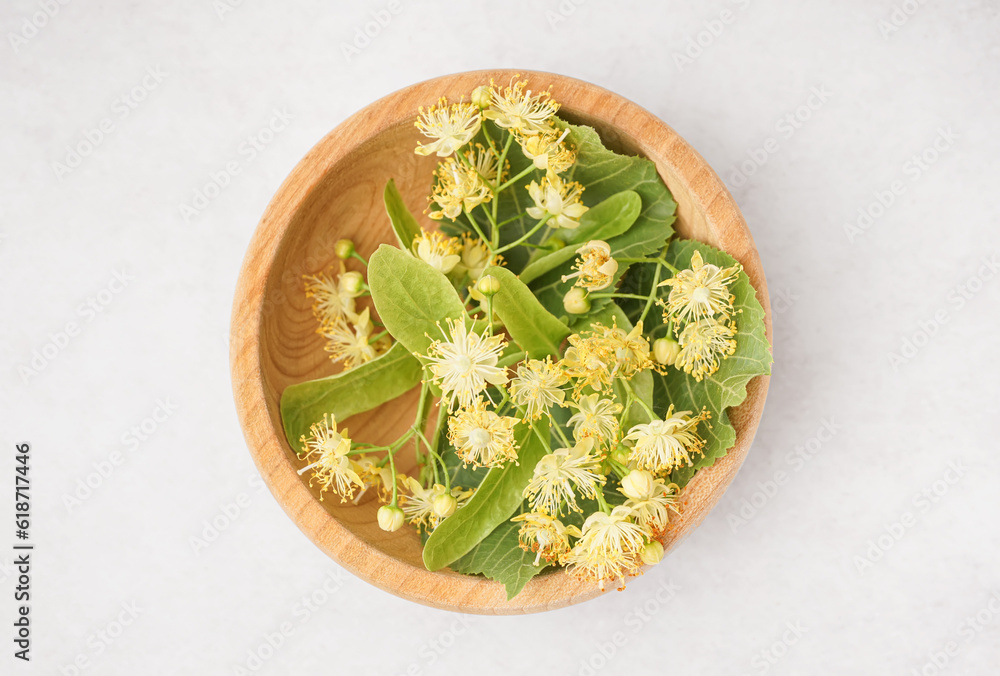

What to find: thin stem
left=496, top=163, right=536, bottom=193
left=549, top=415, right=572, bottom=448
left=589, top=292, right=650, bottom=301
left=492, top=133, right=514, bottom=225
left=621, top=378, right=657, bottom=421
left=368, top=330, right=388, bottom=344
left=638, top=246, right=669, bottom=326
left=463, top=209, right=490, bottom=245
left=387, top=443, right=399, bottom=505
left=350, top=252, right=368, bottom=266
left=530, top=421, right=553, bottom=453
left=595, top=488, right=611, bottom=515
left=494, top=214, right=552, bottom=253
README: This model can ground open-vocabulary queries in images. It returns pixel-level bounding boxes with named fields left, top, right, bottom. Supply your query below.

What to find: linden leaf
left=423, top=418, right=549, bottom=571
left=450, top=520, right=546, bottom=600
left=637, top=239, right=772, bottom=486
left=383, top=179, right=423, bottom=250
left=484, top=265, right=570, bottom=359
left=279, top=342, right=423, bottom=456
left=368, top=244, right=467, bottom=357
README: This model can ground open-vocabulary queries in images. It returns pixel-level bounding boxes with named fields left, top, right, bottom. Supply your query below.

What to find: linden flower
left=414, top=98, right=481, bottom=157
left=413, top=230, right=462, bottom=273
left=297, top=414, right=363, bottom=502
left=447, top=399, right=519, bottom=468
left=675, top=317, right=737, bottom=381
left=398, top=477, right=474, bottom=531
left=658, top=250, right=741, bottom=323
left=483, top=76, right=559, bottom=135
left=526, top=172, right=589, bottom=230
left=565, top=505, right=648, bottom=590
left=350, top=454, right=394, bottom=502
left=562, top=240, right=618, bottom=291
left=620, top=470, right=681, bottom=537
left=511, top=510, right=582, bottom=565
left=303, top=269, right=360, bottom=324
left=320, top=307, right=378, bottom=369
left=508, top=357, right=568, bottom=420
left=517, top=128, right=575, bottom=173
left=561, top=330, right=616, bottom=394
left=456, top=234, right=492, bottom=281
left=604, top=321, right=653, bottom=378
left=568, top=393, right=622, bottom=443
left=624, top=405, right=710, bottom=473
left=523, top=437, right=605, bottom=515
left=423, top=318, right=508, bottom=410
left=428, top=157, right=493, bottom=221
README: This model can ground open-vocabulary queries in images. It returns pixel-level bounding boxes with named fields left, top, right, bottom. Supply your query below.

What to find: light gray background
left=2, top=1, right=998, bottom=674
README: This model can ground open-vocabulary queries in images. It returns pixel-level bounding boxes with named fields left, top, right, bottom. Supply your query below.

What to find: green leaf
left=651, top=240, right=772, bottom=486
left=566, top=190, right=641, bottom=244
left=368, top=244, right=467, bottom=357
left=450, top=520, right=545, bottom=600
left=279, top=342, right=422, bottom=455
left=423, top=418, right=549, bottom=571
left=383, top=179, right=422, bottom=250
left=484, top=265, right=569, bottom=359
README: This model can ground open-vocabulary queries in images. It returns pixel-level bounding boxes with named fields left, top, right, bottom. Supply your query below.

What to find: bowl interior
left=237, top=70, right=771, bottom=613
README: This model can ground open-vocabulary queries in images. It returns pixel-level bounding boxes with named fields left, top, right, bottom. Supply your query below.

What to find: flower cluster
left=303, top=242, right=389, bottom=371
left=657, top=250, right=741, bottom=380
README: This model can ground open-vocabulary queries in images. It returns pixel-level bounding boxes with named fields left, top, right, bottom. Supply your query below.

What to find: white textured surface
left=2, top=1, right=999, bottom=673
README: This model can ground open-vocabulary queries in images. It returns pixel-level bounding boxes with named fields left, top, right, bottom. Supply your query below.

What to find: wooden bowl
left=230, top=70, right=772, bottom=614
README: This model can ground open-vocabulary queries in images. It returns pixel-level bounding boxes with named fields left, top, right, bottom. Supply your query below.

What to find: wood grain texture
left=230, top=70, right=773, bottom=614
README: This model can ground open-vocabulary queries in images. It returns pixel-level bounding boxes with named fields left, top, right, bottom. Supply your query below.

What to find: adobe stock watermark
left=545, top=0, right=591, bottom=30
left=16, top=269, right=134, bottom=384
left=672, top=0, right=752, bottom=72
left=178, top=108, right=292, bottom=222
left=189, top=473, right=267, bottom=555
left=393, top=616, right=476, bottom=676
left=212, top=0, right=244, bottom=20
left=727, top=418, right=841, bottom=533
left=888, top=253, right=998, bottom=370
left=340, top=0, right=403, bottom=62
left=878, top=0, right=929, bottom=39
left=576, top=578, right=681, bottom=675
left=853, top=460, right=967, bottom=575
left=61, top=397, right=179, bottom=514
left=50, top=66, right=168, bottom=180
left=231, top=569, right=346, bottom=675
left=739, top=620, right=808, bottom=675
left=843, top=126, right=958, bottom=243
left=727, top=85, right=832, bottom=189
left=909, top=590, right=1000, bottom=676
left=58, top=600, right=143, bottom=675
left=7, top=0, right=72, bottom=53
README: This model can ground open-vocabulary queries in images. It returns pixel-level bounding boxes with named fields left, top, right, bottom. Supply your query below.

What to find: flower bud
left=476, top=274, right=501, bottom=297
left=640, top=539, right=664, bottom=565
left=470, top=85, right=491, bottom=109
left=335, top=239, right=355, bottom=260
left=431, top=492, right=458, bottom=518
left=563, top=287, right=590, bottom=315
left=341, top=271, right=365, bottom=297
left=621, top=469, right=655, bottom=500
left=653, top=337, right=681, bottom=366
left=377, top=505, right=405, bottom=532
left=610, top=445, right=630, bottom=466
left=544, top=234, right=566, bottom=251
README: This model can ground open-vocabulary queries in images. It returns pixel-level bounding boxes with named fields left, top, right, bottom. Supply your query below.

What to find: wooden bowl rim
left=230, top=69, right=772, bottom=615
